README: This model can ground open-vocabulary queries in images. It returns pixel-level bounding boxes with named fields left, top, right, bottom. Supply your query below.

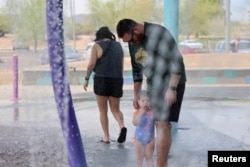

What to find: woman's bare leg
left=109, top=96, right=125, bottom=128
left=96, top=95, right=109, bottom=141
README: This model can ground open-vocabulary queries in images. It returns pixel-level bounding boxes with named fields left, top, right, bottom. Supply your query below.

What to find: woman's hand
left=83, top=80, right=88, bottom=91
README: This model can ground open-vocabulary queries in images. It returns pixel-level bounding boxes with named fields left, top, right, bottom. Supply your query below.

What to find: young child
left=133, top=90, right=155, bottom=167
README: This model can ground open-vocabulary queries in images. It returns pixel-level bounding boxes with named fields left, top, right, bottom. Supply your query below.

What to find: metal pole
left=73, top=0, right=76, bottom=49
left=12, top=54, right=18, bottom=101
left=164, top=0, right=179, bottom=136
left=70, top=0, right=76, bottom=49
left=164, top=0, right=179, bottom=43
left=225, top=0, right=231, bottom=52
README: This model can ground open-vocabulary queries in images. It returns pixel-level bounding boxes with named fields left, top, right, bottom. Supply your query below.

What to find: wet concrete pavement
left=0, top=85, right=250, bottom=167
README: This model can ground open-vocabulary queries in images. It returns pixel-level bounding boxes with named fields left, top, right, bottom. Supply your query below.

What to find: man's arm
left=128, top=44, right=144, bottom=109
left=168, top=74, right=181, bottom=90
left=133, top=81, right=142, bottom=109
left=165, top=74, right=181, bottom=106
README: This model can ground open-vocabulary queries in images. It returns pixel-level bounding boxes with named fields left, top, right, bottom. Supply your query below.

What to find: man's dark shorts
left=149, top=84, right=185, bottom=122
left=94, top=76, right=123, bottom=98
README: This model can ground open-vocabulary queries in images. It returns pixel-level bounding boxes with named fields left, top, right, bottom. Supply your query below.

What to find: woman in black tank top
left=83, top=27, right=127, bottom=144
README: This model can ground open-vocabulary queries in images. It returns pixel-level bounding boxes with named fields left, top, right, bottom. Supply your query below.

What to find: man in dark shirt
left=117, top=19, right=186, bottom=167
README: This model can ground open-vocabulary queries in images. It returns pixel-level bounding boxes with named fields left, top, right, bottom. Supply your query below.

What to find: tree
left=0, top=13, right=11, bottom=36
left=0, top=1, right=12, bottom=36
left=87, top=0, right=158, bottom=33
left=10, top=0, right=46, bottom=50
left=180, top=0, right=224, bottom=38
left=6, top=0, right=46, bottom=51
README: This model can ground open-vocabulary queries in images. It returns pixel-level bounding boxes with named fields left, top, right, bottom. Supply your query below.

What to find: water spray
left=46, top=0, right=87, bottom=166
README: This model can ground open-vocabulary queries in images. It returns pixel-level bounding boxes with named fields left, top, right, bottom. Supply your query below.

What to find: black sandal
left=117, top=127, right=127, bottom=143
left=100, top=139, right=110, bottom=144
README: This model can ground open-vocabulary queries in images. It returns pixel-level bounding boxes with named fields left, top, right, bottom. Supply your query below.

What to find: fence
left=0, top=50, right=42, bottom=85
left=2, top=51, right=250, bottom=86
left=0, top=50, right=13, bottom=71
left=0, top=51, right=14, bottom=85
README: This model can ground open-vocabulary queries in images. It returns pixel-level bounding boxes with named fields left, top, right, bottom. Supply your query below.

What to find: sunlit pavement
left=0, top=86, right=250, bottom=167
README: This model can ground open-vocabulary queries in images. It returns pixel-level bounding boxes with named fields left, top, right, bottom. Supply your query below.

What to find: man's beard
left=133, top=34, right=145, bottom=44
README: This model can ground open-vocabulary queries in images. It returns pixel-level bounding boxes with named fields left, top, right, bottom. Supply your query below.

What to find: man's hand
left=133, top=96, right=140, bottom=109
left=133, top=81, right=142, bottom=109
left=165, top=89, right=177, bottom=106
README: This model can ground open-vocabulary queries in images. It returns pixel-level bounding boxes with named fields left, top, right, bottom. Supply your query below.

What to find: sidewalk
left=1, top=84, right=250, bottom=104
left=0, top=93, right=249, bottom=167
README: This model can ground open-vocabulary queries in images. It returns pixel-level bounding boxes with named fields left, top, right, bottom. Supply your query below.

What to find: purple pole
left=46, top=1, right=87, bottom=167
left=12, top=54, right=18, bottom=101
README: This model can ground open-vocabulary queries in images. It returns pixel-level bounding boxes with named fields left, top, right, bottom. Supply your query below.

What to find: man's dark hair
left=94, top=26, right=116, bottom=41
left=116, top=19, right=136, bottom=38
